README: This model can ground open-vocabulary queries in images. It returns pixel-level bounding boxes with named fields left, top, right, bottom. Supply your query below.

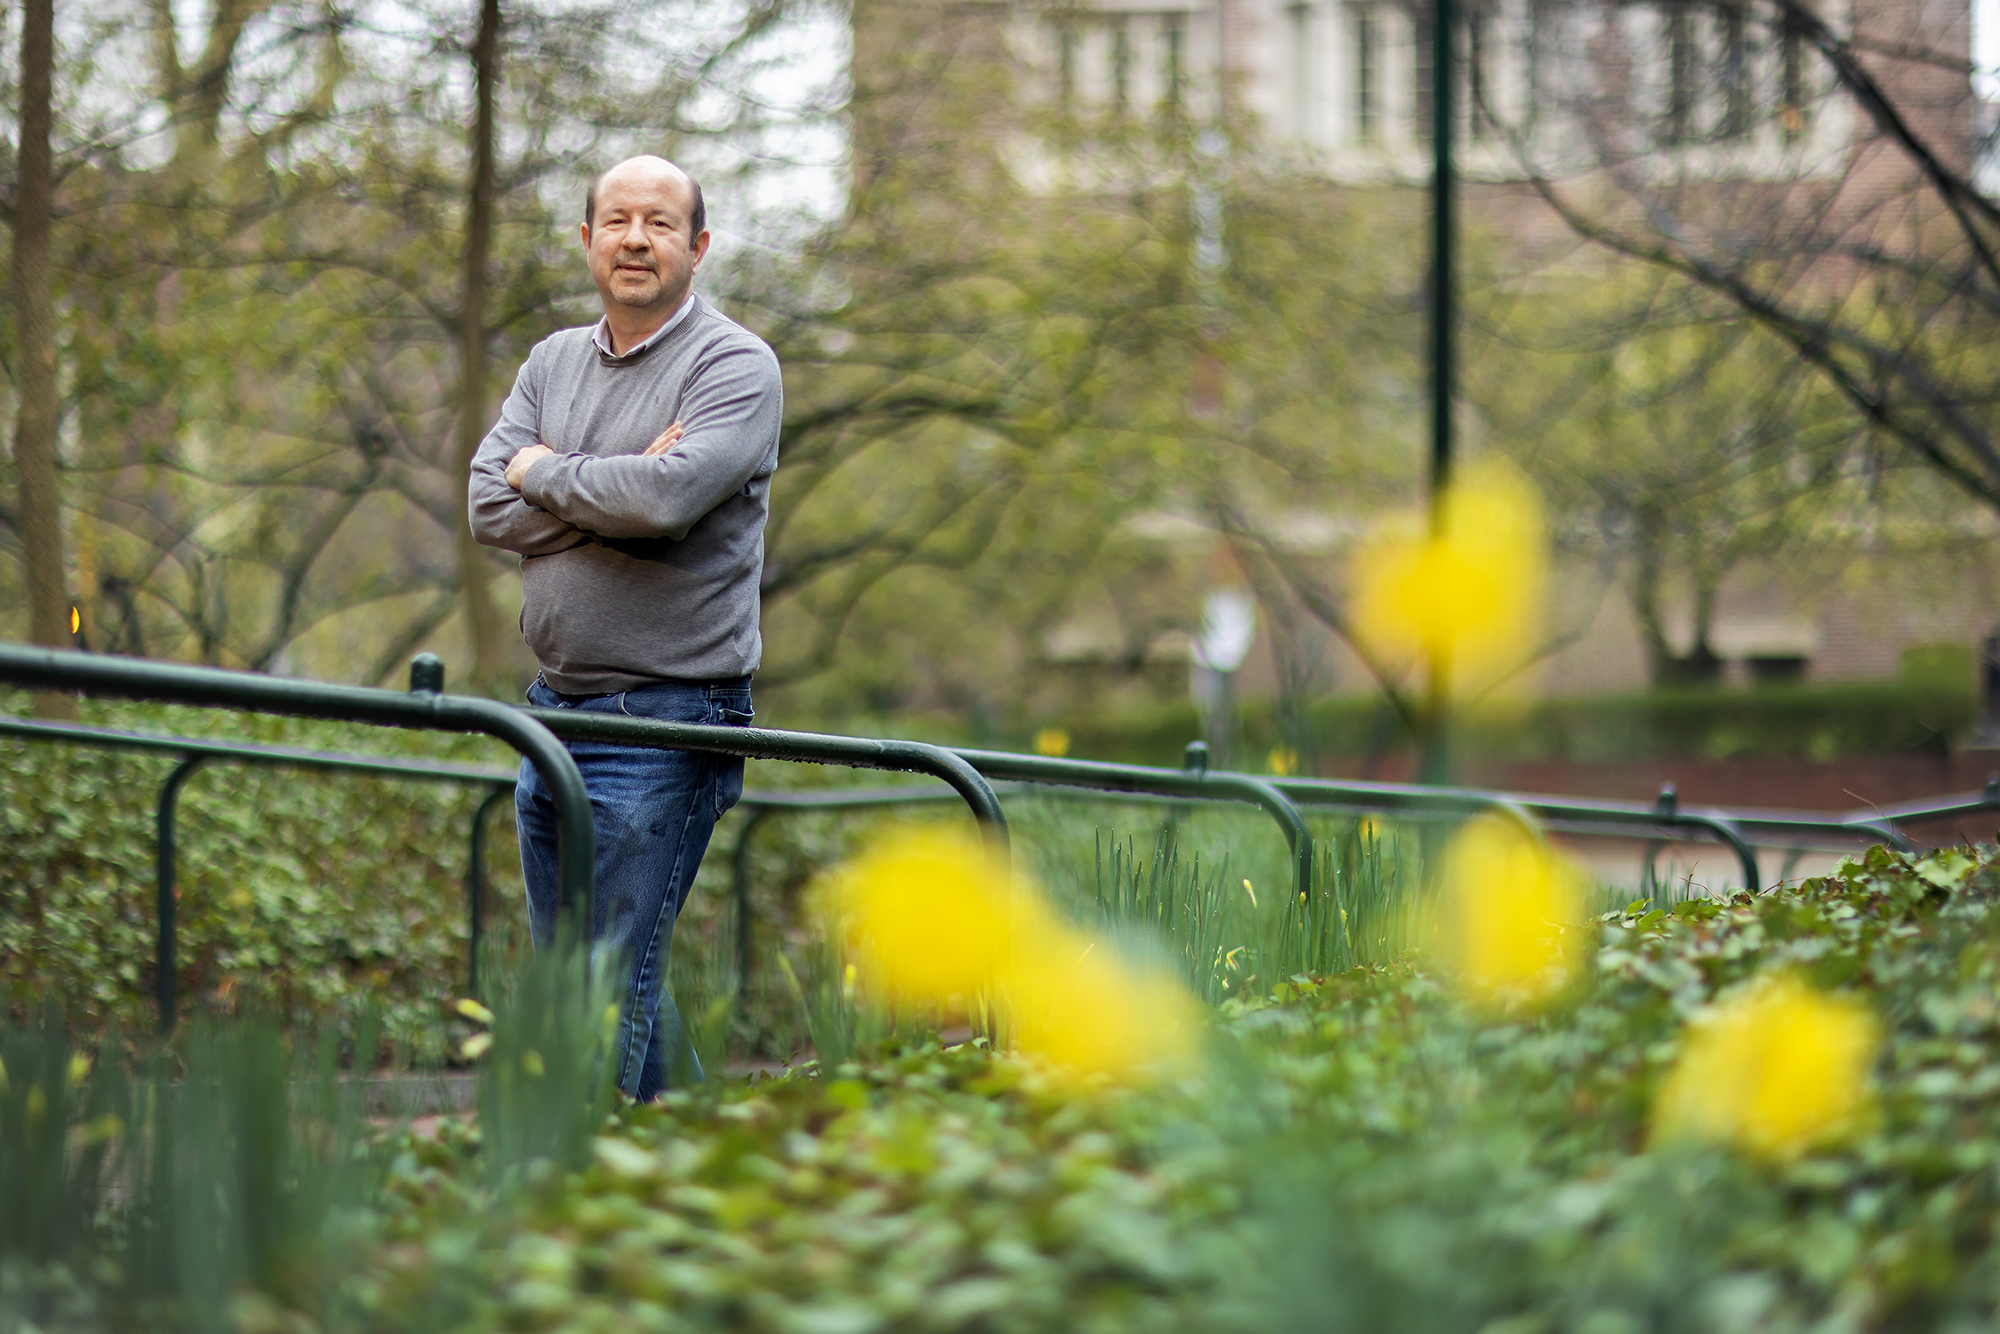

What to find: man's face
left=582, top=163, right=709, bottom=318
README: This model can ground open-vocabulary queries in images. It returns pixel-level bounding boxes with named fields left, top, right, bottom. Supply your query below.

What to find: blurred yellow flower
left=816, top=828, right=1047, bottom=1005
left=816, top=827, right=1198, bottom=1085
left=1432, top=812, right=1584, bottom=1012
left=1349, top=460, right=1547, bottom=695
left=1652, top=974, right=1880, bottom=1160
left=1268, top=746, right=1299, bottom=776
left=453, top=997, right=495, bottom=1026
left=1034, top=728, right=1071, bottom=757
left=1007, top=942, right=1198, bottom=1081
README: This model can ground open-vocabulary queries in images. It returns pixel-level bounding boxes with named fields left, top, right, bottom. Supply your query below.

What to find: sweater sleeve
left=518, top=339, right=782, bottom=542
left=468, top=342, right=593, bottom=558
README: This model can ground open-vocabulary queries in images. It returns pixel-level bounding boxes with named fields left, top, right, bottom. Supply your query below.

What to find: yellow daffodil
left=1652, top=974, right=1880, bottom=1160
left=1005, top=938, right=1198, bottom=1082
left=1432, top=812, right=1584, bottom=1012
left=1349, top=460, right=1547, bottom=697
left=816, top=827, right=1198, bottom=1086
left=1033, top=728, right=1071, bottom=758
left=453, top=997, right=495, bottom=1026
left=815, top=828, right=1048, bottom=1005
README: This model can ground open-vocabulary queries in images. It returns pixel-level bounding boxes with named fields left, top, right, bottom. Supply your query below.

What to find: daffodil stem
left=1420, top=645, right=1451, bottom=786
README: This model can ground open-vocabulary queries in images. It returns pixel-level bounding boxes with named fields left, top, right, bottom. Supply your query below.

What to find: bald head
left=580, top=153, right=713, bottom=341
left=586, top=156, right=705, bottom=241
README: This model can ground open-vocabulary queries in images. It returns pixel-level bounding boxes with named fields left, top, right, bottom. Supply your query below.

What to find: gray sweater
left=468, top=296, right=783, bottom=694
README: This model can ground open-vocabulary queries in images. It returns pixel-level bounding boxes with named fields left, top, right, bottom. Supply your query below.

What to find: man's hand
left=506, top=443, right=556, bottom=490
left=642, top=420, right=685, bottom=457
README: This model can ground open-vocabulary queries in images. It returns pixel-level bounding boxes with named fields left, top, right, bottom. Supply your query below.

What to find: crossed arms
left=468, top=338, right=782, bottom=557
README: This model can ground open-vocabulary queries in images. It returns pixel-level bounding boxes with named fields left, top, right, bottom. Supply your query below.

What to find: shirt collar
left=591, top=292, right=698, bottom=361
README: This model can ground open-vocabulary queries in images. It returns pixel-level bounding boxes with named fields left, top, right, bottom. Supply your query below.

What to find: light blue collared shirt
left=590, top=291, right=698, bottom=360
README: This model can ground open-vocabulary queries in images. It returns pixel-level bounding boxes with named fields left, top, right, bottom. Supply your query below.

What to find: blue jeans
left=516, top=675, right=751, bottom=1100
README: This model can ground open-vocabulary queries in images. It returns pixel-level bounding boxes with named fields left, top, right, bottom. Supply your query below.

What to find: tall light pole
left=1422, top=0, right=1456, bottom=785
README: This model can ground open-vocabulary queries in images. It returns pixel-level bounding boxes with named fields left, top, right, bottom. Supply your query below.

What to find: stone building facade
left=851, top=0, right=1994, bottom=702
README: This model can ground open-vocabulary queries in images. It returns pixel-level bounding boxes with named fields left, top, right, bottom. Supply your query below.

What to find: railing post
left=516, top=705, right=1009, bottom=854
left=730, top=805, right=772, bottom=1012
left=155, top=754, right=206, bottom=1034
left=950, top=747, right=1314, bottom=899
left=0, top=643, right=593, bottom=957
left=466, top=783, right=513, bottom=1000
left=1671, top=814, right=1761, bottom=892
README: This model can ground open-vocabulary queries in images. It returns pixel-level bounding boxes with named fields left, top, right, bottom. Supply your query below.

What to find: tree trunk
left=1631, top=505, right=1722, bottom=689
left=12, top=0, right=74, bottom=718
left=172, top=0, right=275, bottom=162
left=456, top=0, right=505, bottom=691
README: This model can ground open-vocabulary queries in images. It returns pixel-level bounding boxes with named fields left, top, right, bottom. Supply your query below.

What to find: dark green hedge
left=0, top=699, right=526, bottom=1063
left=1036, top=682, right=1979, bottom=770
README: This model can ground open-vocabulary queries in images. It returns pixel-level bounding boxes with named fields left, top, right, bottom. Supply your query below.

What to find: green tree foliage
left=1498, top=0, right=2000, bottom=528
left=3, top=0, right=821, bottom=684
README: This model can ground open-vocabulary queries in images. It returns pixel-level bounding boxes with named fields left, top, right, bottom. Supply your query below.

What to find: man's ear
left=580, top=222, right=591, bottom=248
left=690, top=228, right=712, bottom=270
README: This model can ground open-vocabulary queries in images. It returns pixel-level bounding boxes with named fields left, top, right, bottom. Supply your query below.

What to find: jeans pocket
left=712, top=755, right=746, bottom=817
left=712, top=697, right=751, bottom=815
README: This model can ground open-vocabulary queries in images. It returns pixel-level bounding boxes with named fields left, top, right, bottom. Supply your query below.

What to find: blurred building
left=849, top=0, right=1993, bottom=710
left=972, top=0, right=1973, bottom=183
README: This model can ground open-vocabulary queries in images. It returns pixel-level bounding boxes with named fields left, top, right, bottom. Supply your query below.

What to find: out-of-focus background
left=7, top=0, right=2000, bottom=802
left=9, top=10, right=2000, bottom=1321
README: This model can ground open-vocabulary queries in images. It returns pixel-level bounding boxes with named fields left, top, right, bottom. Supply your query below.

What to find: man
left=468, top=155, right=781, bottom=1099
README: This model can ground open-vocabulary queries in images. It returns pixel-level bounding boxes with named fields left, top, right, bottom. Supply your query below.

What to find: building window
left=1664, top=2, right=1694, bottom=144
left=1112, top=19, right=1131, bottom=114
left=1721, top=4, right=1749, bottom=138
left=1289, top=3, right=1311, bottom=138
left=1523, top=0, right=1544, bottom=132
left=1414, top=4, right=1434, bottom=142
left=1354, top=5, right=1379, bottom=139
left=1468, top=7, right=1490, bottom=140
left=1779, top=9, right=1806, bottom=140
left=1057, top=22, right=1077, bottom=112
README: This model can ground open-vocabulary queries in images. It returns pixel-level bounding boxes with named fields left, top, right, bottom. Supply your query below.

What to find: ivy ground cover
left=11, top=841, right=2000, bottom=1332
left=361, top=844, right=2000, bottom=1330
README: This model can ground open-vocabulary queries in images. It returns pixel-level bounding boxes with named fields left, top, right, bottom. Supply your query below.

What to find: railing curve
left=515, top=706, right=1009, bottom=849
left=951, top=744, right=1315, bottom=897
left=0, top=644, right=592, bottom=1029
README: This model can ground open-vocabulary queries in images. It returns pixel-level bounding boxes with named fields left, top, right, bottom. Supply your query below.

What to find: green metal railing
left=0, top=642, right=595, bottom=1036
left=723, top=780, right=1251, bottom=1005
left=514, top=703, right=1008, bottom=844
left=10, top=643, right=1999, bottom=1033
left=0, top=713, right=519, bottom=1018
left=1274, top=774, right=1764, bottom=889
left=0, top=708, right=1245, bottom=1029
left=0, top=645, right=1013, bottom=1029
left=1272, top=773, right=2000, bottom=893
left=950, top=741, right=1315, bottom=895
